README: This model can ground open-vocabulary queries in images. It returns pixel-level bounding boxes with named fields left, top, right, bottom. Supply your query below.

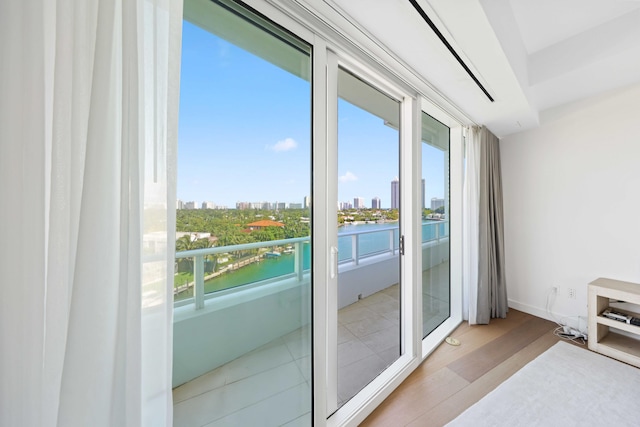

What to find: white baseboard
left=507, top=298, right=553, bottom=321
left=508, top=298, right=586, bottom=331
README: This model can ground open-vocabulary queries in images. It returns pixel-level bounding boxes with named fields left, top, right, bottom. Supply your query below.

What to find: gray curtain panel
left=477, top=126, right=508, bottom=323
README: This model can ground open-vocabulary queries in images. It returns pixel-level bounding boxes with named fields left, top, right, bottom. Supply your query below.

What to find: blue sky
left=178, top=20, right=445, bottom=209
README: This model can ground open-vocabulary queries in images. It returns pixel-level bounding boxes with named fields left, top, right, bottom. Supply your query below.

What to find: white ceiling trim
left=529, top=9, right=640, bottom=86
left=277, top=0, right=640, bottom=137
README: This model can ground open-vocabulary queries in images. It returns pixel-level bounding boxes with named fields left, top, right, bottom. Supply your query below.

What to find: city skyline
left=178, top=177, right=443, bottom=210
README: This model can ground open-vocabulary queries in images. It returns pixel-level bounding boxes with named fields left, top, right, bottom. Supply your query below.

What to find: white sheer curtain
left=0, top=1, right=181, bottom=426
left=463, top=126, right=481, bottom=323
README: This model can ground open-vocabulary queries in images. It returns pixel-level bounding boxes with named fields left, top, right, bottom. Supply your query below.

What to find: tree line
left=176, top=208, right=310, bottom=247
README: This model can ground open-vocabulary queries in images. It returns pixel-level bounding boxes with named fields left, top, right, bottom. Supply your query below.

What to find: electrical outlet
left=568, top=288, right=576, bottom=299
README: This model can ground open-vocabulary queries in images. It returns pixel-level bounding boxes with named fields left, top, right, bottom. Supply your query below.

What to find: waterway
left=196, top=221, right=445, bottom=295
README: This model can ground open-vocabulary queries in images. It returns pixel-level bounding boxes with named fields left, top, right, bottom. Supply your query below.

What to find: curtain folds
left=464, top=126, right=508, bottom=325
left=462, top=127, right=480, bottom=323
left=0, top=1, right=181, bottom=426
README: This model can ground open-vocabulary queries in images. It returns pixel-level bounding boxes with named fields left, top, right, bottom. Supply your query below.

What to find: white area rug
left=447, top=341, right=640, bottom=426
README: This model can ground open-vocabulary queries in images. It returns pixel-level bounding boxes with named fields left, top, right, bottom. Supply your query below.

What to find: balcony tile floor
left=423, top=261, right=450, bottom=336
left=173, top=262, right=449, bottom=426
left=337, top=284, right=400, bottom=408
left=173, top=325, right=312, bottom=427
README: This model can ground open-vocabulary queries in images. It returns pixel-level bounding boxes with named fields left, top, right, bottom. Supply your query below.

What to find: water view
left=174, top=220, right=446, bottom=302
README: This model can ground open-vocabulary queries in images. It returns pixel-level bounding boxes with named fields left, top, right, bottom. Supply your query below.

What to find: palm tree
left=195, top=238, right=218, bottom=273
left=175, top=235, right=188, bottom=251
left=176, top=234, right=212, bottom=272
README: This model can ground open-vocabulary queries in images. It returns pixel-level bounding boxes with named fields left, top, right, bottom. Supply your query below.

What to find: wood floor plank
left=447, top=316, right=556, bottom=383
left=401, top=310, right=532, bottom=385
left=359, top=367, right=468, bottom=427
left=407, top=332, right=563, bottom=426
left=361, top=310, right=584, bottom=427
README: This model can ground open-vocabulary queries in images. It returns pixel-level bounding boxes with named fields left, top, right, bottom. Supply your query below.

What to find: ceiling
left=322, top=0, right=640, bottom=137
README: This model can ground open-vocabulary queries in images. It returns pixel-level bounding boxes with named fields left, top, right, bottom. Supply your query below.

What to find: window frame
left=178, top=1, right=468, bottom=425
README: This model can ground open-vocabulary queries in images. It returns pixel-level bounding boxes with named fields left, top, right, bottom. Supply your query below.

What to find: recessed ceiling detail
left=407, top=0, right=494, bottom=102
left=321, top=0, right=640, bottom=137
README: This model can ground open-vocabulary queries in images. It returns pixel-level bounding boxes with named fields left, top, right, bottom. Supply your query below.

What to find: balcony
left=172, top=222, right=449, bottom=426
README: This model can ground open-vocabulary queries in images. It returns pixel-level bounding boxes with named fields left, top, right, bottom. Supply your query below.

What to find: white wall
left=500, top=84, right=640, bottom=327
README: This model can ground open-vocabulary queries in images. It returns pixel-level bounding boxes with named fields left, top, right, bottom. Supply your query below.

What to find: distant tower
left=391, top=177, right=400, bottom=209
left=371, top=197, right=381, bottom=209
left=354, top=197, right=365, bottom=209
left=304, top=196, right=310, bottom=209
left=430, top=197, right=445, bottom=211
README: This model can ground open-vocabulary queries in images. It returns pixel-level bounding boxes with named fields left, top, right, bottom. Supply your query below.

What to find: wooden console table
left=588, top=277, right=640, bottom=368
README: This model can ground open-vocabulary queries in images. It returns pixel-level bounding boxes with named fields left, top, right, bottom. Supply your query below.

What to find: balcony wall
left=173, top=277, right=310, bottom=387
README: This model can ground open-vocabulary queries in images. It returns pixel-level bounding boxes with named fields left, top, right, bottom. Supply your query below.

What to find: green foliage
left=175, top=235, right=215, bottom=272
left=176, top=207, right=397, bottom=251
left=176, top=208, right=311, bottom=241
left=338, top=208, right=398, bottom=223
left=385, top=209, right=399, bottom=221
left=175, top=234, right=211, bottom=251
left=252, top=226, right=285, bottom=242
left=174, top=271, right=193, bottom=288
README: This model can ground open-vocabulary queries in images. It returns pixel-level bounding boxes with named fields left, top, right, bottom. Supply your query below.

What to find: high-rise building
left=371, top=197, right=381, bottom=209
left=391, top=177, right=400, bottom=209
left=176, top=199, right=184, bottom=209
left=430, top=197, right=445, bottom=211
left=354, top=197, right=365, bottom=209
left=184, top=201, right=198, bottom=209
left=202, top=201, right=215, bottom=209
left=304, top=196, right=310, bottom=209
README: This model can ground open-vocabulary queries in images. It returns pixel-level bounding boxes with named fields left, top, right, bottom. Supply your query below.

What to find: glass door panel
left=335, top=68, right=401, bottom=409
left=174, top=1, right=312, bottom=425
left=421, top=112, right=451, bottom=338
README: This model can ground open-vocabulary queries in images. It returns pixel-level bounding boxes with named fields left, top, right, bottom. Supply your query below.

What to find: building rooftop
left=246, top=220, right=285, bottom=228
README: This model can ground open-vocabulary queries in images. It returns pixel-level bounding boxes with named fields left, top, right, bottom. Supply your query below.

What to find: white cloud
left=339, top=171, right=358, bottom=183
left=215, top=40, right=231, bottom=67
left=267, top=137, right=298, bottom=152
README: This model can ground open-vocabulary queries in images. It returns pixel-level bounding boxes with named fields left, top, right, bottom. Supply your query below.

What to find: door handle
left=330, top=246, right=338, bottom=279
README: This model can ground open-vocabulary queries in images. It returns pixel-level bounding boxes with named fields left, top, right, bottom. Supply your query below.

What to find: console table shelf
left=588, top=277, right=640, bottom=368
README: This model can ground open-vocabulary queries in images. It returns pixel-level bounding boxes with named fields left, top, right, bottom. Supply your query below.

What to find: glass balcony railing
left=337, top=226, right=399, bottom=265
left=174, top=237, right=310, bottom=308
left=174, top=220, right=448, bottom=309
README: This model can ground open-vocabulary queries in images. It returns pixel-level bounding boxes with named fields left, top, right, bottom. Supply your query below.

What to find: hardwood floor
left=361, top=309, right=585, bottom=426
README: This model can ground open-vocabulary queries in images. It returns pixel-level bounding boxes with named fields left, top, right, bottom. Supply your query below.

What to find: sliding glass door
left=174, top=2, right=464, bottom=425
left=325, top=66, right=403, bottom=414
left=421, top=112, right=451, bottom=338
left=174, top=1, right=312, bottom=425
